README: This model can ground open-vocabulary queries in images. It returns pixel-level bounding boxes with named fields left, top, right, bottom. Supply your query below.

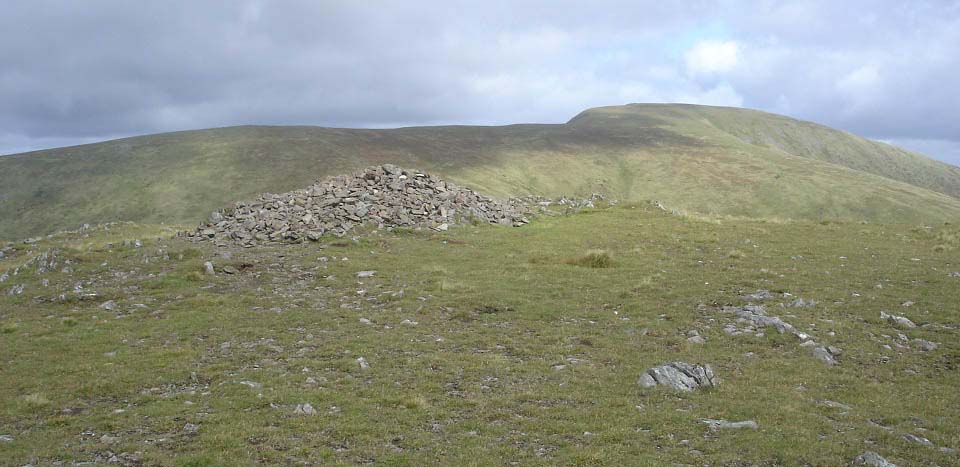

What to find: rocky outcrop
left=187, top=165, right=530, bottom=245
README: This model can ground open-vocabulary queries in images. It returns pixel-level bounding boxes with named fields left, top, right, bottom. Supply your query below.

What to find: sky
left=1, top=1, right=959, bottom=165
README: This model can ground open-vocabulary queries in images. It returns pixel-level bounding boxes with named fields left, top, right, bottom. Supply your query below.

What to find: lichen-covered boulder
left=638, top=362, right=717, bottom=391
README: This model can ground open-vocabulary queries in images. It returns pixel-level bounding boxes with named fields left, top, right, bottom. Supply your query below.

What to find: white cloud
left=685, top=40, right=740, bottom=75
left=676, top=83, right=744, bottom=107
left=836, top=64, right=881, bottom=104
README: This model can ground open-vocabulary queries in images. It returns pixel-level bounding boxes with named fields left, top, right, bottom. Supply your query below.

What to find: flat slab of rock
left=721, top=305, right=796, bottom=334
left=817, top=400, right=851, bottom=412
left=638, top=362, right=716, bottom=391
left=701, top=419, right=758, bottom=430
left=903, top=433, right=934, bottom=447
left=741, top=289, right=774, bottom=301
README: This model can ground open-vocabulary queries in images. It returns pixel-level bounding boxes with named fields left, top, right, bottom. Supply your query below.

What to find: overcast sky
left=1, top=1, right=958, bottom=165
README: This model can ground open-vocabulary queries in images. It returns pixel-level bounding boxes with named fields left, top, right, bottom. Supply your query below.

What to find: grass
left=565, top=250, right=614, bottom=268
left=0, top=205, right=958, bottom=464
left=4, top=104, right=960, bottom=240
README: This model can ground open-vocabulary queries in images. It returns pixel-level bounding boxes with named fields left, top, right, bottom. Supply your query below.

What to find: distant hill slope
left=572, top=104, right=960, bottom=199
left=2, top=103, right=960, bottom=239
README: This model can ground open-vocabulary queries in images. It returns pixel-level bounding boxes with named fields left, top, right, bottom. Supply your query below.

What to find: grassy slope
left=3, top=104, right=960, bottom=240
left=1, top=207, right=958, bottom=464
left=572, top=103, right=960, bottom=199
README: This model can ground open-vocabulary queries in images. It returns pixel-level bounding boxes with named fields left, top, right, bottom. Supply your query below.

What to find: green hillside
left=2, top=103, right=960, bottom=239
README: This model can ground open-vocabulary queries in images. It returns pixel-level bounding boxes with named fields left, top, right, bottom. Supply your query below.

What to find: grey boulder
left=638, top=362, right=717, bottom=391
left=852, top=451, right=897, bottom=467
left=880, top=311, right=916, bottom=328
left=812, top=346, right=839, bottom=365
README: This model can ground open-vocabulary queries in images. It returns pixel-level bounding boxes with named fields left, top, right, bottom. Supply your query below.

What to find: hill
left=2, top=103, right=960, bottom=239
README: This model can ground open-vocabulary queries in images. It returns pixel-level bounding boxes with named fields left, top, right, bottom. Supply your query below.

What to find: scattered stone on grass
left=852, top=451, right=897, bottom=467
left=880, top=311, right=916, bottom=328
left=222, top=265, right=239, bottom=274
left=357, top=270, right=376, bottom=278
left=903, top=433, right=934, bottom=447
left=294, top=403, right=317, bottom=416
left=0, top=435, right=12, bottom=442
left=741, top=289, right=774, bottom=301
left=687, top=335, right=706, bottom=344
left=99, top=300, right=117, bottom=311
left=638, top=362, right=716, bottom=391
left=786, top=297, right=817, bottom=308
left=913, top=339, right=937, bottom=351
left=357, top=357, right=370, bottom=370
left=203, top=261, right=215, bottom=275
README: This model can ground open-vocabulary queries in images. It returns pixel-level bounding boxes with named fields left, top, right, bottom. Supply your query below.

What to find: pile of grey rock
left=187, top=165, right=531, bottom=245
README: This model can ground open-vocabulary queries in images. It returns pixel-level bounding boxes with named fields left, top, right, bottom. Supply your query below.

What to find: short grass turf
left=0, top=205, right=958, bottom=465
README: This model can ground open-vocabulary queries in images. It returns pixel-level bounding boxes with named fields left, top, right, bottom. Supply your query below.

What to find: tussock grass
left=21, top=393, right=51, bottom=408
left=726, top=248, right=746, bottom=259
left=565, top=250, right=614, bottom=268
left=529, top=250, right=615, bottom=268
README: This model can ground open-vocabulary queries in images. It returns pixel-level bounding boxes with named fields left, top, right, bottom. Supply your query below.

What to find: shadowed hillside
left=2, top=103, right=960, bottom=239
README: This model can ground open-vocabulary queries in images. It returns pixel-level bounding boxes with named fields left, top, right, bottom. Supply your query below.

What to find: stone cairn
left=186, top=165, right=531, bottom=246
